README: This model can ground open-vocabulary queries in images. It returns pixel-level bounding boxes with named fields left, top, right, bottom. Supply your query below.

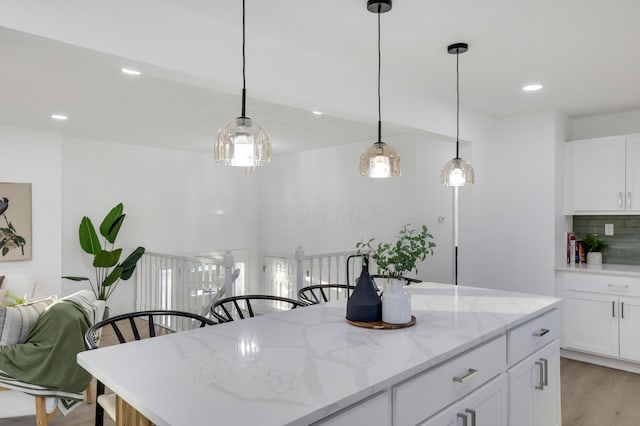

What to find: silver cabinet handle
left=619, top=192, right=624, bottom=208
left=465, top=409, right=476, bottom=426
left=613, top=300, right=616, bottom=317
left=608, top=283, right=630, bottom=289
left=622, top=302, right=625, bottom=319
left=533, top=328, right=550, bottom=337
left=457, top=412, right=468, bottom=426
left=629, top=192, right=632, bottom=209
left=541, top=358, right=549, bottom=386
left=453, top=368, right=479, bottom=383
left=535, top=361, right=544, bottom=390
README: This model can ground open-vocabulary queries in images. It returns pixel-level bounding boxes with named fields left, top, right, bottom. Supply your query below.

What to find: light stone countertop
left=556, top=263, right=640, bottom=277
left=77, top=283, right=560, bottom=426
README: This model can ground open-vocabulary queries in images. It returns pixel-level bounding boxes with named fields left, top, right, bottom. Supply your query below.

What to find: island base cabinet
left=508, top=340, right=561, bottom=426
left=418, top=374, right=507, bottom=426
left=313, top=391, right=389, bottom=426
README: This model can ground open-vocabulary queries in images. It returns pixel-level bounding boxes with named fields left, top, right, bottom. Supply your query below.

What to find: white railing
left=136, top=251, right=236, bottom=330
left=263, top=248, right=369, bottom=299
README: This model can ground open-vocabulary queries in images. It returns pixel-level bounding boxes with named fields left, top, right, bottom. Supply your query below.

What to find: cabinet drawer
left=393, top=335, right=506, bottom=426
left=562, top=271, right=640, bottom=297
left=314, top=391, right=389, bottom=426
left=508, top=309, right=559, bottom=366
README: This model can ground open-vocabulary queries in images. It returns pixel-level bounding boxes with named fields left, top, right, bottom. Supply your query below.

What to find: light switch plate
left=605, top=223, right=614, bottom=236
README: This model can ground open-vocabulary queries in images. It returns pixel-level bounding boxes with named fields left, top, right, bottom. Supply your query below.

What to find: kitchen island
left=77, top=283, right=561, bottom=425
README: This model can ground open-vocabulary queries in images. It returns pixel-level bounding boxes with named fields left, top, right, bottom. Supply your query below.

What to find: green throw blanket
left=0, top=300, right=92, bottom=394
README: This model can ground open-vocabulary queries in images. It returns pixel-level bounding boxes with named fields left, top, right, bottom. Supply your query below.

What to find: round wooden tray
left=346, top=315, right=416, bottom=330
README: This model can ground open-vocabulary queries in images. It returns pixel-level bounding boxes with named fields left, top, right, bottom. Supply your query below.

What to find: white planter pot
left=382, top=279, right=412, bottom=324
left=587, top=251, right=603, bottom=265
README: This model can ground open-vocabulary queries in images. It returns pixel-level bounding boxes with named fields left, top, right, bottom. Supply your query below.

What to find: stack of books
left=566, top=232, right=585, bottom=265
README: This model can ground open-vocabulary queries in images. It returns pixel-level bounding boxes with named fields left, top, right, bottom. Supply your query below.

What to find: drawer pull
left=613, top=300, right=616, bottom=318
left=533, top=328, right=550, bottom=337
left=608, top=284, right=629, bottom=289
left=453, top=368, right=478, bottom=383
left=619, top=192, right=623, bottom=208
left=535, top=361, right=544, bottom=390
left=541, top=358, right=549, bottom=386
left=622, top=302, right=625, bottom=319
left=457, top=413, right=468, bottom=426
left=465, top=408, right=477, bottom=426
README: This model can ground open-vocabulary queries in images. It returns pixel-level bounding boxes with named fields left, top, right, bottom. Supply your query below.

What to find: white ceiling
left=2, top=0, right=640, bottom=153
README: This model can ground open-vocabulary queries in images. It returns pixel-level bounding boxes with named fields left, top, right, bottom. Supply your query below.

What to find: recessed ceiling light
left=312, top=110, right=323, bottom=116
left=522, top=84, right=543, bottom=92
left=121, top=67, right=141, bottom=76
left=51, top=114, right=68, bottom=120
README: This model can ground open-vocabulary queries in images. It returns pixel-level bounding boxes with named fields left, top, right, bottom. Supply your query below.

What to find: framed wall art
left=0, top=182, right=32, bottom=261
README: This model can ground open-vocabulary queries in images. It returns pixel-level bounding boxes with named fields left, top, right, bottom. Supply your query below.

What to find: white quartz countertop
left=556, top=263, right=640, bottom=277
left=77, top=283, right=560, bottom=426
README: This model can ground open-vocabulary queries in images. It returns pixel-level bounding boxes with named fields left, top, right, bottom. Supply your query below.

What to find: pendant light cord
left=241, top=0, right=247, bottom=117
left=377, top=7, right=382, bottom=143
left=455, top=49, right=460, bottom=158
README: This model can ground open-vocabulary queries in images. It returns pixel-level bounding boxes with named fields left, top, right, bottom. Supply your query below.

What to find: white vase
left=587, top=251, right=602, bottom=265
left=382, top=279, right=412, bottom=324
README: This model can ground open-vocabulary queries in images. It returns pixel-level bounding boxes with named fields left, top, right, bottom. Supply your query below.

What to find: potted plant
left=582, top=233, right=607, bottom=265
left=63, top=203, right=145, bottom=302
left=356, top=224, right=436, bottom=324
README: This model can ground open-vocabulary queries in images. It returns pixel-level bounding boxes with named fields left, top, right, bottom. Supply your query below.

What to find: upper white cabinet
left=567, top=134, right=640, bottom=214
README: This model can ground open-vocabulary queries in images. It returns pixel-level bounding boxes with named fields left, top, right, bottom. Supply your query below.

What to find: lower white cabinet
left=419, top=374, right=507, bottom=426
left=563, top=288, right=640, bottom=362
left=508, top=340, right=561, bottom=426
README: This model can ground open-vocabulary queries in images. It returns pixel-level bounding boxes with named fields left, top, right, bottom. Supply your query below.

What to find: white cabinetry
left=316, top=391, right=389, bottom=426
left=392, top=309, right=560, bottom=426
left=508, top=341, right=561, bottom=426
left=560, top=271, right=640, bottom=363
left=569, top=134, right=640, bottom=213
left=419, top=375, right=507, bottom=426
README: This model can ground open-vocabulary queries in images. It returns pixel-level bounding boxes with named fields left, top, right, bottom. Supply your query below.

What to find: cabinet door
left=460, top=374, right=507, bottom=426
left=564, top=290, right=618, bottom=357
left=533, top=341, right=561, bottom=426
left=619, top=296, right=640, bottom=362
left=508, top=341, right=561, bottom=426
left=418, top=402, right=461, bottom=426
left=626, top=135, right=640, bottom=213
left=572, top=137, right=626, bottom=212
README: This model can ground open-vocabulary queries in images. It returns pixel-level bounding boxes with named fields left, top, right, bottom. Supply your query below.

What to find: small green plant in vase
left=582, top=233, right=607, bottom=265
left=63, top=203, right=145, bottom=301
left=356, top=224, right=436, bottom=324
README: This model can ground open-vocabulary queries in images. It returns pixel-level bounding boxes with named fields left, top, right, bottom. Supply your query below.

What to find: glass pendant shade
left=441, top=157, right=475, bottom=186
left=359, top=141, right=401, bottom=178
left=214, top=117, right=271, bottom=167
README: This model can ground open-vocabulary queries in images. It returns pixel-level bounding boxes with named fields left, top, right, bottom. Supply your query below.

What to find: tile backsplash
left=573, top=215, right=640, bottom=265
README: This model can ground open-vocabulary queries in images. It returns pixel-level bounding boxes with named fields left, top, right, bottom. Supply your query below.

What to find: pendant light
left=359, top=0, right=400, bottom=179
left=440, top=42, right=474, bottom=186
left=214, top=0, right=271, bottom=168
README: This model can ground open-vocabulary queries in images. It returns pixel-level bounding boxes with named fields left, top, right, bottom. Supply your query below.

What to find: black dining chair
left=210, top=295, right=308, bottom=323
left=298, top=284, right=355, bottom=305
left=84, top=310, right=216, bottom=426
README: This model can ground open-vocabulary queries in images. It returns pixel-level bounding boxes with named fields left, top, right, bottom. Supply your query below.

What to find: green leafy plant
left=1, top=291, right=27, bottom=306
left=582, top=233, right=608, bottom=253
left=356, top=224, right=436, bottom=280
left=63, top=203, right=145, bottom=301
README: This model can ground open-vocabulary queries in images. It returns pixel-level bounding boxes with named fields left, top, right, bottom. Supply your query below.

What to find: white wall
left=571, top=109, right=640, bottom=140
left=466, top=112, right=557, bottom=295
left=61, top=138, right=261, bottom=314
left=0, top=125, right=62, bottom=298
left=258, top=134, right=455, bottom=283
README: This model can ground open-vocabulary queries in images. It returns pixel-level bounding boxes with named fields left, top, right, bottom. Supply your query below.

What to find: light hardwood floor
left=5, top=355, right=640, bottom=425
